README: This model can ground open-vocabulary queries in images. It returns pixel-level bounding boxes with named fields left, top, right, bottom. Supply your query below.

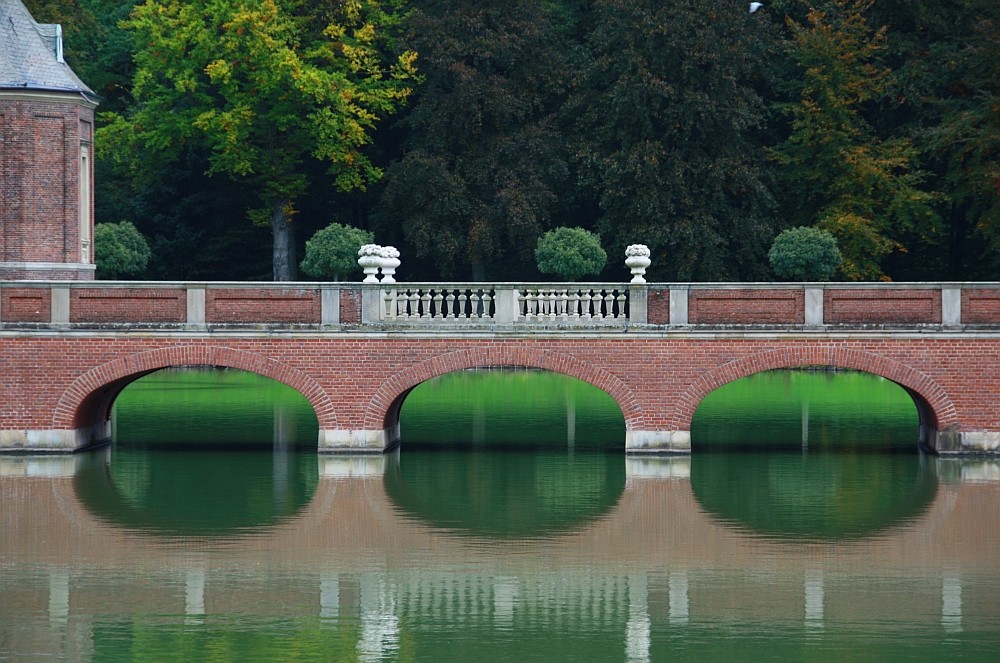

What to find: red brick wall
left=0, top=94, right=95, bottom=278
left=1, top=287, right=50, bottom=322
left=648, top=287, right=670, bottom=325
left=963, top=289, right=1000, bottom=324
left=2, top=334, right=998, bottom=446
left=825, top=289, right=942, bottom=324
left=70, top=288, right=186, bottom=323
left=205, top=288, right=321, bottom=323
left=689, top=289, right=804, bottom=324
left=340, top=289, right=362, bottom=324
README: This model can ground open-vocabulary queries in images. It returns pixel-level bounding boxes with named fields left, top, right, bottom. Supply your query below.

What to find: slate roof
left=0, top=0, right=96, bottom=98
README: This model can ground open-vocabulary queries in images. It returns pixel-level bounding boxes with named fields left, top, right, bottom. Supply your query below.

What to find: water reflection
left=113, top=367, right=319, bottom=450
left=692, top=369, right=919, bottom=452
left=400, top=369, right=625, bottom=451
left=690, top=451, right=938, bottom=540
left=74, top=447, right=318, bottom=536
left=383, top=451, right=626, bottom=538
left=4, top=453, right=1000, bottom=663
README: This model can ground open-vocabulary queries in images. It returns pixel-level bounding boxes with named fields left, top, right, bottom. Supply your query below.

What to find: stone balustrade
left=378, top=284, right=632, bottom=325
left=1, top=280, right=999, bottom=330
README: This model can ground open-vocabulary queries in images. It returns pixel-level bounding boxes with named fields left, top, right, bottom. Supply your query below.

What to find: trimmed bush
left=94, top=221, right=151, bottom=279
left=535, top=227, right=607, bottom=281
left=768, top=226, right=843, bottom=281
left=300, top=223, right=375, bottom=281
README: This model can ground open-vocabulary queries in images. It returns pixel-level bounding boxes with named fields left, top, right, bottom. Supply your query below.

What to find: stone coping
left=4, top=280, right=1000, bottom=289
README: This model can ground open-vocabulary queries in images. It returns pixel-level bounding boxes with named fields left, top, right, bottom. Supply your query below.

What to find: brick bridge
left=2, top=280, right=999, bottom=455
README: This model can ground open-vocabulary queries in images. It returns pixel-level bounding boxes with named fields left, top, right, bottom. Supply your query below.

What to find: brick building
left=0, top=0, right=99, bottom=280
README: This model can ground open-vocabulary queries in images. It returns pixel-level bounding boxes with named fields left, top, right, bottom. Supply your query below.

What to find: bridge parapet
left=1, top=280, right=999, bottom=331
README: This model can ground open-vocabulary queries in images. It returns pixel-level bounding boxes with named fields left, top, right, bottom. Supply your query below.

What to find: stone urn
left=358, top=244, right=383, bottom=283
left=625, top=244, right=651, bottom=283
left=379, top=246, right=401, bottom=283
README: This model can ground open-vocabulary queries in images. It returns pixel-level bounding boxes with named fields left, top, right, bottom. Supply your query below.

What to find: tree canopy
left=98, top=0, right=417, bottom=280
left=26, top=0, right=1000, bottom=282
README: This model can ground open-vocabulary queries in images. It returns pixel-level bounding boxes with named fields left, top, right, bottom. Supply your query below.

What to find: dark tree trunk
left=270, top=199, right=297, bottom=281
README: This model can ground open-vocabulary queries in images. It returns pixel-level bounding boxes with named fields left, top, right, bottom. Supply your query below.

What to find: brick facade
left=825, top=289, right=942, bottom=324
left=2, top=281, right=999, bottom=454
left=689, top=288, right=804, bottom=324
left=0, top=93, right=96, bottom=279
left=2, top=333, right=999, bottom=453
left=205, top=288, right=322, bottom=324
left=69, top=288, right=186, bottom=324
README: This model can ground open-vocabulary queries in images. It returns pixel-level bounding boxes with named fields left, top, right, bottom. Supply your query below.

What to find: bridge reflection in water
left=2, top=452, right=999, bottom=661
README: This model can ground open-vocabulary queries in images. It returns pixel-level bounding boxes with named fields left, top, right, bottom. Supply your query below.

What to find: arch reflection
left=75, top=367, right=320, bottom=536
left=691, top=451, right=938, bottom=540
left=74, top=447, right=318, bottom=536
left=692, top=369, right=920, bottom=452
left=399, top=369, right=625, bottom=451
left=384, top=451, right=626, bottom=538
left=112, top=367, right=319, bottom=450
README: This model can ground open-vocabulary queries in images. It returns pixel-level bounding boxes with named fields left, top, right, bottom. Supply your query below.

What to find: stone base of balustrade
left=0, top=422, right=111, bottom=454
left=625, top=430, right=692, bottom=454
left=318, top=423, right=401, bottom=454
left=932, top=429, right=1000, bottom=454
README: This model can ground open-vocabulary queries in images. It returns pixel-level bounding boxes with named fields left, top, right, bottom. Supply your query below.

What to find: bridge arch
left=362, top=346, right=641, bottom=444
left=673, top=347, right=958, bottom=448
left=52, top=345, right=336, bottom=446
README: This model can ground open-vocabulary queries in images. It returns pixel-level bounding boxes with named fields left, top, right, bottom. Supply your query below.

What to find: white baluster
left=481, top=291, right=493, bottom=319
left=408, top=291, right=419, bottom=318
left=446, top=291, right=456, bottom=318
left=433, top=290, right=444, bottom=318
left=616, top=290, right=627, bottom=319
left=469, top=291, right=480, bottom=318
left=420, top=290, right=432, bottom=318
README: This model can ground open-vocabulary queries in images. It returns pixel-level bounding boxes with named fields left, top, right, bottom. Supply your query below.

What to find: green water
left=2, top=368, right=999, bottom=662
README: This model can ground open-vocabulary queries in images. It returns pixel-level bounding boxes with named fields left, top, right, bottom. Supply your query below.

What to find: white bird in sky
left=750, top=2, right=763, bottom=12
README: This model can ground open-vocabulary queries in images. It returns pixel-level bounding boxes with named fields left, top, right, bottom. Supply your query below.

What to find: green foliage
left=300, top=222, right=375, bottom=281
left=567, top=0, right=779, bottom=281
left=772, top=0, right=939, bottom=280
left=374, top=0, right=574, bottom=279
left=25, top=0, right=1000, bottom=281
left=97, top=0, right=417, bottom=280
left=534, top=227, right=607, bottom=281
left=94, top=221, right=151, bottom=279
left=914, top=0, right=1000, bottom=274
left=768, top=226, right=842, bottom=281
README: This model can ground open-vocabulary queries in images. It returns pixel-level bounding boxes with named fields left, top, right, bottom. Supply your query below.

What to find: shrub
left=535, top=227, right=608, bottom=281
left=300, top=223, right=375, bottom=280
left=94, top=221, right=151, bottom=279
left=768, top=226, right=843, bottom=281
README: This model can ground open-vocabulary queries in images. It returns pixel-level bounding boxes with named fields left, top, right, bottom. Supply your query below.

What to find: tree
left=535, top=227, right=607, bottom=281
left=772, top=0, right=939, bottom=280
left=374, top=0, right=574, bottom=279
left=94, top=221, right=151, bottom=279
left=300, top=222, right=375, bottom=280
left=99, top=0, right=417, bottom=281
left=768, top=226, right=842, bottom=281
left=567, top=0, right=779, bottom=281
left=916, top=0, right=1000, bottom=275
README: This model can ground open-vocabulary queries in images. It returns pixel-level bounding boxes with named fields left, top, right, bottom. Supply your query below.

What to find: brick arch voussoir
left=52, top=345, right=335, bottom=429
left=673, top=347, right=957, bottom=430
left=363, top=346, right=639, bottom=430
